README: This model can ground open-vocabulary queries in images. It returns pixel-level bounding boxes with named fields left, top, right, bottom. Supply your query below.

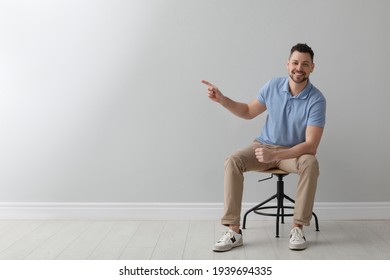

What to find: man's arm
left=254, top=126, right=324, bottom=163
left=201, top=80, right=266, bottom=120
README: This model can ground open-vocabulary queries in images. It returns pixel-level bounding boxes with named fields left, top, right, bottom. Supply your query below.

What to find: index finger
left=201, top=80, right=216, bottom=88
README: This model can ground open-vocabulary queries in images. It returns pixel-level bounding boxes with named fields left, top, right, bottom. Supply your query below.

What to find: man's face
left=287, top=51, right=315, bottom=84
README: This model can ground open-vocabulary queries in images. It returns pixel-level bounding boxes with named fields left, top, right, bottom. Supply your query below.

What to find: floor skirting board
left=0, top=202, right=389, bottom=220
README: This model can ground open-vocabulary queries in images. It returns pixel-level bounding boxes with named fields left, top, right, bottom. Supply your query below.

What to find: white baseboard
left=0, top=202, right=389, bottom=220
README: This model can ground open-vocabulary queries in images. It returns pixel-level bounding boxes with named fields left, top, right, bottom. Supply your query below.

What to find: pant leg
left=221, top=142, right=275, bottom=226
left=278, top=154, right=320, bottom=226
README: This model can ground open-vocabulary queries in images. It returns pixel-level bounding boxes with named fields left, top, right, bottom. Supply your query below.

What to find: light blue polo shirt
left=256, top=77, right=326, bottom=147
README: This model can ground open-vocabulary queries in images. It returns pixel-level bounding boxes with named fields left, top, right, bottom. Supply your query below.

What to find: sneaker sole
left=213, top=239, right=243, bottom=252
left=289, top=243, right=306, bottom=250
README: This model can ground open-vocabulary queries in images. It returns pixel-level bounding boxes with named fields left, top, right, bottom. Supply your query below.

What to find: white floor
left=0, top=219, right=389, bottom=260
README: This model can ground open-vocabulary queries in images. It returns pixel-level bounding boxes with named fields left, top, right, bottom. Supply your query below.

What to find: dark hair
left=290, top=43, right=314, bottom=62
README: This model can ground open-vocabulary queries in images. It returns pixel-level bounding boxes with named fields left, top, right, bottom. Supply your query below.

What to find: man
left=202, top=43, right=326, bottom=251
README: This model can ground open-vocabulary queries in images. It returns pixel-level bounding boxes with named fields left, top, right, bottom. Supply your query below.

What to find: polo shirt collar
left=283, top=77, right=312, bottom=99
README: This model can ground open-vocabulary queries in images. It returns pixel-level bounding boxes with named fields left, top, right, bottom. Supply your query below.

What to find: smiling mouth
left=293, top=71, right=305, bottom=77
left=289, top=72, right=308, bottom=84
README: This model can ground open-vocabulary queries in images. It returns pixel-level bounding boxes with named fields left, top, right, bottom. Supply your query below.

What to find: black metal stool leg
left=275, top=174, right=284, bottom=237
left=312, top=212, right=320, bottom=231
left=243, top=194, right=277, bottom=229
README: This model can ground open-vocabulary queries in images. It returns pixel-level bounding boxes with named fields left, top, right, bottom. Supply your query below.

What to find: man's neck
left=288, top=79, right=308, bottom=96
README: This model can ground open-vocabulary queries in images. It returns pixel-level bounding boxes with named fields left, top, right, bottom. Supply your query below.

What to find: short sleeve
left=307, top=99, right=326, bottom=128
left=257, top=80, right=271, bottom=104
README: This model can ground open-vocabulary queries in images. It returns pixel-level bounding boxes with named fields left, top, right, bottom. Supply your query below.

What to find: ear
left=311, top=63, right=315, bottom=72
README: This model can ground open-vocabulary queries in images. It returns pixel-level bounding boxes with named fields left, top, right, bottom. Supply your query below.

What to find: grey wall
left=1, top=0, right=389, bottom=204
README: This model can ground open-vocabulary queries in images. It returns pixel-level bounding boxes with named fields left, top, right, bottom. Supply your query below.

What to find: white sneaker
left=289, top=227, right=306, bottom=250
left=213, top=229, right=243, bottom=252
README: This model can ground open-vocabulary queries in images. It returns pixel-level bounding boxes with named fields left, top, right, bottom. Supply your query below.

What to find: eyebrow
left=291, top=59, right=311, bottom=64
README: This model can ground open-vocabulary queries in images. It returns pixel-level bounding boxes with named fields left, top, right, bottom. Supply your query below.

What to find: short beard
left=289, top=73, right=308, bottom=84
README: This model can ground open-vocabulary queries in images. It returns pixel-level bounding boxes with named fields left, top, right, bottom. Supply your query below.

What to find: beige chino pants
left=222, top=141, right=320, bottom=227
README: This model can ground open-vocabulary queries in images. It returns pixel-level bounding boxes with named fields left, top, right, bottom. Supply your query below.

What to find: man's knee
left=224, top=154, right=245, bottom=173
left=297, top=154, right=319, bottom=175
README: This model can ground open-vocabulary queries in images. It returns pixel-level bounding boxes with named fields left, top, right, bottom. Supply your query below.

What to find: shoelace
left=218, top=230, right=234, bottom=242
left=290, top=228, right=305, bottom=241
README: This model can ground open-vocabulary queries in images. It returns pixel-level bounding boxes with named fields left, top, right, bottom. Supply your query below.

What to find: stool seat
left=260, top=168, right=289, bottom=175
left=242, top=168, right=319, bottom=237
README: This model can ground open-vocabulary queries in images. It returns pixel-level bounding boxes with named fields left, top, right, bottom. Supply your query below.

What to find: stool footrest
left=253, top=205, right=294, bottom=217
